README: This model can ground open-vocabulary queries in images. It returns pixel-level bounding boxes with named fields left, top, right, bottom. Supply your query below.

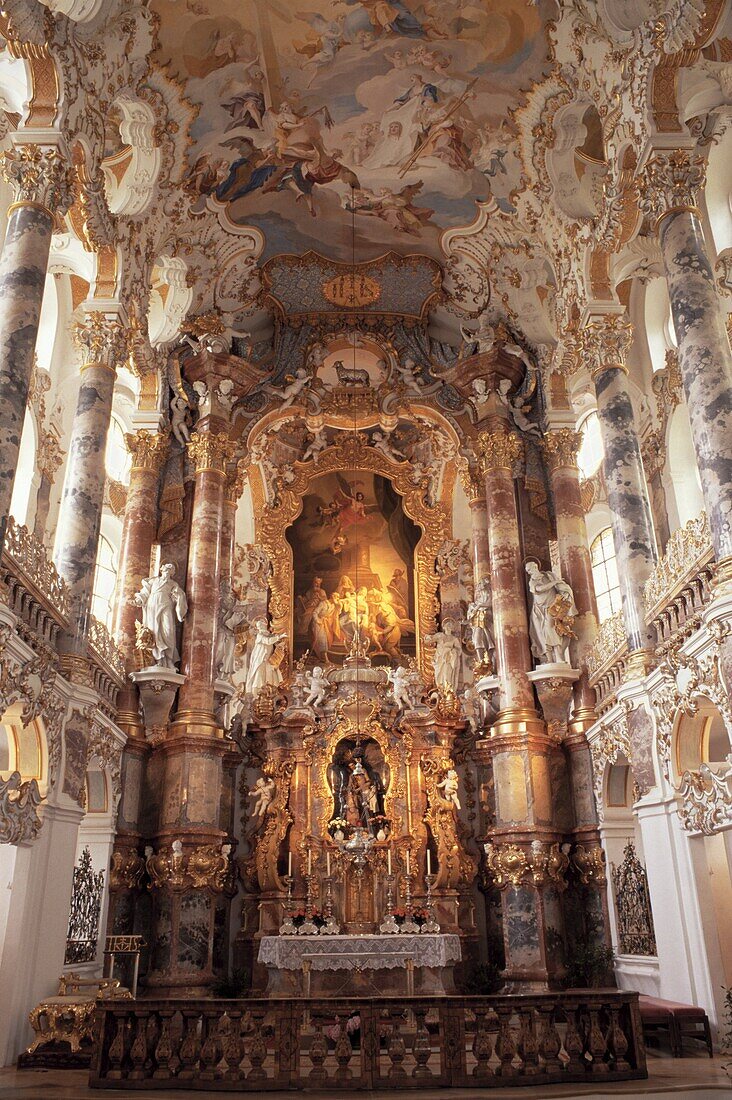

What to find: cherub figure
left=249, top=775, right=276, bottom=819
left=471, top=378, right=490, bottom=411
left=279, top=367, right=311, bottom=408
left=371, top=430, right=406, bottom=463
left=393, top=354, right=423, bottom=394
left=387, top=665, right=413, bottom=713
left=302, top=428, right=328, bottom=463
left=497, top=379, right=541, bottom=437
left=170, top=395, right=191, bottom=445
left=304, top=666, right=330, bottom=708
left=437, top=768, right=461, bottom=810
left=459, top=315, right=496, bottom=358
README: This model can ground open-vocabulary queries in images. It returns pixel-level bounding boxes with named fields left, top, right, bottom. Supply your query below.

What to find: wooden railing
left=90, top=991, right=646, bottom=1090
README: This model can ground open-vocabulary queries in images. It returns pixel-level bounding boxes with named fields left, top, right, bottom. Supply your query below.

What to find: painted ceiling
left=151, top=0, right=556, bottom=262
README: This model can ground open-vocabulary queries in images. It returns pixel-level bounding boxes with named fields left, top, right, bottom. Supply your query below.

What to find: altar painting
left=287, top=471, right=418, bottom=665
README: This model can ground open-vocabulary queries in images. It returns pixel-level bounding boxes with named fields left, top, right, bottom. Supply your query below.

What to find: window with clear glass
left=105, top=415, right=131, bottom=485
left=578, top=411, right=604, bottom=479
left=92, top=534, right=118, bottom=628
left=590, top=527, right=622, bottom=623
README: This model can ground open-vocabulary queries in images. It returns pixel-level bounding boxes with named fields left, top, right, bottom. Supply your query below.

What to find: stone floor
left=0, top=1048, right=729, bottom=1100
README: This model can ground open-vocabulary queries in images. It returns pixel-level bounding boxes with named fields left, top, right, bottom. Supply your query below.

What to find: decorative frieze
left=145, top=840, right=234, bottom=893
left=639, top=151, right=707, bottom=227
left=484, top=840, right=569, bottom=890
left=0, top=144, right=74, bottom=213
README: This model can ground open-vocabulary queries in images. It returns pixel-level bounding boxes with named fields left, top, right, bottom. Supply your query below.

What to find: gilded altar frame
left=248, top=414, right=455, bottom=675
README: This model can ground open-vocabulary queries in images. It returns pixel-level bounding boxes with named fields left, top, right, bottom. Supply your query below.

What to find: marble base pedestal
left=528, top=664, right=579, bottom=739
left=130, top=667, right=186, bottom=742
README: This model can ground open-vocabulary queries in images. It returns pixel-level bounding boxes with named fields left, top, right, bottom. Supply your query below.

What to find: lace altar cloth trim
left=258, top=933, right=461, bottom=972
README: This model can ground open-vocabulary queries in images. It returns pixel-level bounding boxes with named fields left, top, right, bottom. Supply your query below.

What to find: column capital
left=125, top=429, right=169, bottom=474
left=639, top=150, right=706, bottom=229
left=580, top=313, right=633, bottom=379
left=0, top=144, right=74, bottom=216
left=187, top=430, right=237, bottom=474
left=542, top=428, right=583, bottom=472
left=457, top=459, right=484, bottom=503
left=224, top=457, right=248, bottom=504
left=72, top=312, right=128, bottom=372
left=477, top=429, right=523, bottom=473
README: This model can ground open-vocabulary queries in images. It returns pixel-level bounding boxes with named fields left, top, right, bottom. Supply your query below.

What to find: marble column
left=54, top=310, right=127, bottom=653
left=542, top=428, right=599, bottom=729
left=0, top=143, right=71, bottom=552
left=220, top=460, right=245, bottom=586
left=460, top=463, right=491, bottom=586
left=112, top=429, right=169, bottom=738
left=478, top=427, right=536, bottom=723
left=642, top=150, right=732, bottom=588
left=582, top=314, right=658, bottom=674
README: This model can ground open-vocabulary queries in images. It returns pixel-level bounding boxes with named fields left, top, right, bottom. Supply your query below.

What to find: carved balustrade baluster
left=563, top=1006, right=585, bottom=1074
left=471, top=1007, right=494, bottom=1079
left=177, top=1010, right=201, bottom=1080
left=221, top=1010, right=242, bottom=1080
left=495, top=1008, right=517, bottom=1077
left=128, top=1011, right=149, bottom=1080
left=413, top=1006, right=433, bottom=1079
left=517, top=1008, right=540, bottom=1076
left=199, top=1009, right=222, bottom=1080
left=386, top=1020, right=407, bottom=1082
left=106, top=1013, right=129, bottom=1080
left=308, top=1019, right=328, bottom=1084
left=586, top=1006, right=610, bottom=1074
left=247, top=1009, right=268, bottom=1082
left=538, top=1006, right=561, bottom=1073
left=152, top=1010, right=174, bottom=1080
left=607, top=1005, right=630, bottom=1072
left=333, top=1014, right=354, bottom=1083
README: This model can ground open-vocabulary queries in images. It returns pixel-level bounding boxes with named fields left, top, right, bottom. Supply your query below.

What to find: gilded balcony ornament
left=0, top=144, right=74, bottom=214
left=580, top=314, right=633, bottom=379
left=477, top=429, right=523, bottom=474
left=542, top=429, right=582, bottom=472
left=88, top=616, right=126, bottom=682
left=72, top=313, right=127, bottom=371
left=639, top=150, right=707, bottom=228
left=187, top=430, right=237, bottom=473
left=643, top=512, right=711, bottom=615
left=571, top=843, right=607, bottom=886
left=0, top=771, right=44, bottom=844
left=677, top=759, right=732, bottom=835
left=586, top=609, right=626, bottom=679
left=3, top=515, right=70, bottom=619
left=125, top=430, right=169, bottom=473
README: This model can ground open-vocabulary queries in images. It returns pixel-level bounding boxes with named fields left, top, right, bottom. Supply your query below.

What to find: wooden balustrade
left=90, top=991, right=646, bottom=1090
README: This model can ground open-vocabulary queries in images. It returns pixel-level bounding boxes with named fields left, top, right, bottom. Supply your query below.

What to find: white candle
left=427, top=849, right=432, bottom=876
left=288, top=851, right=292, bottom=877
left=406, top=850, right=410, bottom=875
left=326, top=850, right=331, bottom=878
left=307, top=848, right=312, bottom=876
left=387, top=848, right=392, bottom=875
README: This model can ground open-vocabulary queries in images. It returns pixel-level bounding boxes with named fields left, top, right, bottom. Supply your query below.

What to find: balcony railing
left=90, top=992, right=646, bottom=1089
left=88, top=616, right=126, bottom=683
left=1, top=516, right=69, bottom=647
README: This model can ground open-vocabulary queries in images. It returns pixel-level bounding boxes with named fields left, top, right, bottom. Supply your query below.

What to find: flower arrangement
left=391, top=906, right=431, bottom=927
left=291, top=906, right=325, bottom=929
left=328, top=818, right=348, bottom=840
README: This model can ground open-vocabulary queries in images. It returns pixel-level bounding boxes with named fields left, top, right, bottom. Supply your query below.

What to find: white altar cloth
left=258, top=933, right=461, bottom=972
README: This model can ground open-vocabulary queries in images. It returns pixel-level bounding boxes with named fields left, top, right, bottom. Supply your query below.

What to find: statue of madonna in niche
left=328, top=738, right=389, bottom=839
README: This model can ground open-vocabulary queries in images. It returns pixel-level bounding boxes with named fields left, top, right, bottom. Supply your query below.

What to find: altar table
left=258, top=933, right=461, bottom=997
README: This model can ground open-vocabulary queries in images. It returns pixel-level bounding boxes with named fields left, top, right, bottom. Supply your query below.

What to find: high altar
left=106, top=259, right=610, bottom=1008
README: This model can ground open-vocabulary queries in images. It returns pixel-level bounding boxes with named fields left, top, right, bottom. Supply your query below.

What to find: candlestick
left=426, top=848, right=431, bottom=876
left=387, top=847, right=392, bottom=875
left=405, top=850, right=410, bottom=876
left=298, top=872, right=319, bottom=935
left=320, top=868, right=340, bottom=935
left=279, top=875, right=296, bottom=935
left=421, top=872, right=441, bottom=934
left=288, top=851, right=292, bottom=877
left=326, top=850, right=331, bottom=878
left=379, top=872, right=399, bottom=934
left=307, top=847, right=312, bottom=876
left=399, top=869, right=419, bottom=934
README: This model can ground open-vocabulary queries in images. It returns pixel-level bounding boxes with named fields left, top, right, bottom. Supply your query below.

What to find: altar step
left=89, top=990, right=646, bottom=1090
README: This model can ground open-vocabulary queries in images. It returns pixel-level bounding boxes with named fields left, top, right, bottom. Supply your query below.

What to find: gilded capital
left=457, top=460, right=484, bottom=503
left=639, top=150, right=706, bottom=228
left=125, top=430, right=169, bottom=473
left=225, top=458, right=248, bottom=503
left=477, top=429, right=523, bottom=473
left=542, top=428, right=583, bottom=471
left=37, top=431, right=64, bottom=480
left=187, top=430, right=237, bottom=473
left=1, top=145, right=74, bottom=215
left=580, top=314, right=633, bottom=379
left=73, top=313, right=128, bottom=371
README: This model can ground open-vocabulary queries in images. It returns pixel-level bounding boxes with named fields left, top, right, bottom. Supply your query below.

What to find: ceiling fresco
left=151, top=0, right=556, bottom=261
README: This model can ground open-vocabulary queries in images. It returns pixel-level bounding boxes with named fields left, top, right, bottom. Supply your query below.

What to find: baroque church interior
left=0, top=0, right=731, bottom=1094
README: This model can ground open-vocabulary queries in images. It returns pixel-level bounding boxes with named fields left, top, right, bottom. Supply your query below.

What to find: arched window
left=578, top=411, right=604, bottom=479
left=91, top=534, right=117, bottom=628
left=105, top=415, right=131, bottom=485
left=590, top=527, right=622, bottom=623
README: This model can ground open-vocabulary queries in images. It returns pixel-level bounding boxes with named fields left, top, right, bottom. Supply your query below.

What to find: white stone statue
left=525, top=561, right=578, bottom=665
left=304, top=666, right=330, bottom=708
left=302, top=428, right=328, bottom=463
left=215, top=581, right=248, bottom=678
left=497, top=379, right=540, bottom=437
left=279, top=366, right=311, bottom=408
left=471, top=378, right=490, bottom=411
left=467, top=578, right=495, bottom=670
left=425, top=622, right=463, bottom=693
left=459, top=315, right=495, bottom=358
left=371, top=429, right=406, bottom=463
left=134, top=563, right=188, bottom=669
left=215, top=378, right=237, bottom=413
left=170, top=395, right=191, bottom=445
left=387, top=665, right=414, bottom=713
left=307, top=341, right=328, bottom=371
left=393, top=354, right=423, bottom=394
left=249, top=775, right=276, bottom=819
left=437, top=768, right=461, bottom=810
left=245, top=617, right=288, bottom=697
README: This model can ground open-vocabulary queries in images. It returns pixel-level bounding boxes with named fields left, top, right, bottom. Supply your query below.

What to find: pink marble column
left=462, top=465, right=491, bottom=586
left=220, top=461, right=245, bottom=586
left=175, top=430, right=236, bottom=730
left=543, top=428, right=599, bottom=729
left=478, top=427, right=536, bottom=723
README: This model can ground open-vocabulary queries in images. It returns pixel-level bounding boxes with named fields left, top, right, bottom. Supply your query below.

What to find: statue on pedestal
left=425, top=621, right=463, bottom=693
left=437, top=767, right=461, bottom=810
left=249, top=776, right=276, bottom=820
left=304, top=666, right=330, bottom=708
left=525, top=562, right=577, bottom=664
left=467, top=578, right=495, bottom=672
left=134, top=563, right=188, bottom=669
left=245, top=617, right=288, bottom=697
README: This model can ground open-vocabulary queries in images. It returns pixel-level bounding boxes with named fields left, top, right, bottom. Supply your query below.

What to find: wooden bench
left=638, top=995, right=713, bottom=1057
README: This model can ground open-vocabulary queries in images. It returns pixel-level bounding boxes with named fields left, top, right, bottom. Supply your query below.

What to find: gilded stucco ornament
left=0, top=771, right=44, bottom=844
left=643, top=512, right=711, bottom=615
left=109, top=848, right=145, bottom=890
left=0, top=144, right=74, bottom=213
left=542, top=429, right=582, bottom=472
left=589, top=701, right=633, bottom=820
left=72, top=313, right=127, bottom=372
left=187, top=431, right=237, bottom=474
left=638, top=151, right=707, bottom=226
left=477, top=430, right=523, bottom=474
left=484, top=839, right=569, bottom=890
left=571, top=843, right=607, bottom=886
left=125, top=429, right=169, bottom=473
left=580, top=314, right=633, bottom=379
left=677, top=759, right=732, bottom=835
